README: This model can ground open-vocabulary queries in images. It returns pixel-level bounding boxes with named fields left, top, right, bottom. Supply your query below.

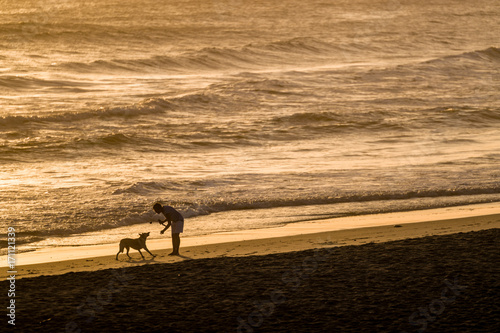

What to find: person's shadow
left=175, top=254, right=193, bottom=260
left=159, top=254, right=193, bottom=260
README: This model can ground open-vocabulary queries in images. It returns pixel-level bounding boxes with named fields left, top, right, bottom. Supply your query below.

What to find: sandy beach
left=0, top=203, right=500, bottom=279
left=3, top=204, right=500, bottom=332
left=3, top=203, right=500, bottom=280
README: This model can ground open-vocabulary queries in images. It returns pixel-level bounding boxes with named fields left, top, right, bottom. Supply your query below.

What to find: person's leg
left=170, top=233, right=180, bottom=255
left=169, top=234, right=175, bottom=255
left=175, top=233, right=180, bottom=254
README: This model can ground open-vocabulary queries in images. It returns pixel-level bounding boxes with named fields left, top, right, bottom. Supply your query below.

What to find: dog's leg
left=144, top=246, right=156, bottom=258
left=126, top=246, right=131, bottom=259
left=138, top=249, right=145, bottom=259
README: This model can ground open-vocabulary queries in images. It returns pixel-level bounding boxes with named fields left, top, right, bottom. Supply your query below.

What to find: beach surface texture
left=2, top=205, right=499, bottom=332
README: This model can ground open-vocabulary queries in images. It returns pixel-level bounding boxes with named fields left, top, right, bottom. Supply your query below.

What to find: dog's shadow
left=122, top=257, right=157, bottom=264
left=118, top=254, right=193, bottom=263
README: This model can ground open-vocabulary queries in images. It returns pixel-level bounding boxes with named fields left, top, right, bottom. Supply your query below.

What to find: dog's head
left=139, top=232, right=150, bottom=239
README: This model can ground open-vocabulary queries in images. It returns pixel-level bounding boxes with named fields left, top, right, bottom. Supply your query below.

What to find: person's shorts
left=171, top=220, right=184, bottom=234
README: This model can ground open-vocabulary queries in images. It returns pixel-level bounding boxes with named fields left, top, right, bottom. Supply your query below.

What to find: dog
left=116, top=232, right=156, bottom=260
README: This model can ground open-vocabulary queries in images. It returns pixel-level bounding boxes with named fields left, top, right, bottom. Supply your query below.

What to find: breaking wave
left=0, top=75, right=89, bottom=91
left=18, top=184, right=500, bottom=240
left=58, top=37, right=342, bottom=74
left=0, top=98, right=175, bottom=127
left=423, top=47, right=500, bottom=66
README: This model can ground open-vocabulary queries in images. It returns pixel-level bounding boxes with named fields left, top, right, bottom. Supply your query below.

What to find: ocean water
left=1, top=0, right=499, bottom=253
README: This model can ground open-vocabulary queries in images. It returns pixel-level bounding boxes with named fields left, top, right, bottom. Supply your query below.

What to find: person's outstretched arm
left=160, top=221, right=171, bottom=234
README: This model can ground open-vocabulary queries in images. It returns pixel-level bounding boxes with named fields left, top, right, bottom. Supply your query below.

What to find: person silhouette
left=153, top=203, right=184, bottom=256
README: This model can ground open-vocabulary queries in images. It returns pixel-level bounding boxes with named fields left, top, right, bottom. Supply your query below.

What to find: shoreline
left=3, top=202, right=499, bottom=280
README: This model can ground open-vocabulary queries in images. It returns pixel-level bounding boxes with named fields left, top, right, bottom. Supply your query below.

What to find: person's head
left=153, top=203, right=163, bottom=214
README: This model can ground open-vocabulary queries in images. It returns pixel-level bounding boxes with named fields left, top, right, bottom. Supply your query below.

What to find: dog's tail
left=116, top=240, right=125, bottom=260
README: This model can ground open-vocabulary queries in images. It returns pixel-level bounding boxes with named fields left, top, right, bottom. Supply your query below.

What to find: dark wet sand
left=5, top=228, right=499, bottom=332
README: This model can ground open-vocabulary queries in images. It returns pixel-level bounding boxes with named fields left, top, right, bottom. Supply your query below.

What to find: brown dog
left=116, top=232, right=156, bottom=260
